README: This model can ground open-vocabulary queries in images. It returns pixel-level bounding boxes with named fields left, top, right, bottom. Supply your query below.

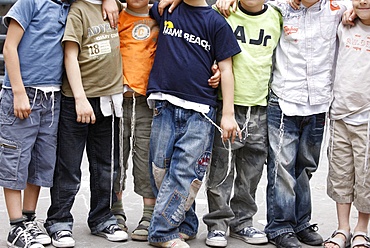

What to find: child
left=146, top=0, right=241, bottom=247
left=113, top=0, right=221, bottom=241
left=202, top=0, right=281, bottom=247
left=44, top=0, right=127, bottom=247
left=0, top=0, right=70, bottom=247
left=264, top=0, right=347, bottom=247
left=324, top=0, right=370, bottom=247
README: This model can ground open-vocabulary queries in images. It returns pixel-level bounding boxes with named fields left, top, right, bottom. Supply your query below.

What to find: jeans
left=203, top=104, right=267, bottom=232
left=148, top=100, right=215, bottom=243
left=265, top=92, right=325, bottom=239
left=45, top=96, right=119, bottom=235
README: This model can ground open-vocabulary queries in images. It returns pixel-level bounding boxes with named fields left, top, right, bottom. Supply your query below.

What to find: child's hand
left=13, top=91, right=31, bottom=119
left=158, top=0, right=181, bottom=15
left=102, top=0, right=119, bottom=29
left=215, top=0, right=237, bottom=18
left=342, top=8, right=356, bottom=26
left=75, top=98, right=96, bottom=124
left=220, top=115, right=241, bottom=143
left=288, top=0, right=301, bottom=10
left=208, top=64, right=220, bottom=89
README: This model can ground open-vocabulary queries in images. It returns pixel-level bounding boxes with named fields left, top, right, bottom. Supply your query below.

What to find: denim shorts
left=0, top=88, right=60, bottom=190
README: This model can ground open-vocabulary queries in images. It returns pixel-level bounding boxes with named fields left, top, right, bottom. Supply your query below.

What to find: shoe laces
left=241, top=227, right=264, bottom=236
left=211, top=230, right=225, bottom=238
left=55, top=230, right=72, bottom=240
left=308, top=224, right=319, bottom=232
left=25, top=221, right=44, bottom=237
left=12, top=226, right=37, bottom=247
left=105, top=224, right=121, bottom=234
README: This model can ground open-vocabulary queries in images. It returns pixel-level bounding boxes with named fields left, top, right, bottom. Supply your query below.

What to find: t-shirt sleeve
left=149, top=1, right=161, bottom=23
left=62, top=7, right=83, bottom=48
left=213, top=21, right=241, bottom=62
left=4, top=0, right=35, bottom=30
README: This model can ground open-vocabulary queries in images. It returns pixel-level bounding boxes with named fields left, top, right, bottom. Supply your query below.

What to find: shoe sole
left=230, top=232, right=268, bottom=244
left=36, top=236, right=51, bottom=245
left=95, top=232, right=128, bottom=242
left=52, top=239, right=75, bottom=248
left=205, top=238, right=227, bottom=247
left=131, top=233, right=148, bottom=241
left=269, top=239, right=302, bottom=248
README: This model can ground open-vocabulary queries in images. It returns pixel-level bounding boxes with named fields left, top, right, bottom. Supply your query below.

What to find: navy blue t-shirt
left=148, top=2, right=241, bottom=107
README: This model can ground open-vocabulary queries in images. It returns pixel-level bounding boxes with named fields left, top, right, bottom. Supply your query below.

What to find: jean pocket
left=0, top=91, right=16, bottom=125
left=0, top=137, right=21, bottom=181
left=162, top=190, right=186, bottom=227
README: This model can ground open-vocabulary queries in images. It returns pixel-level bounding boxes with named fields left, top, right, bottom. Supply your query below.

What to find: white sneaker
left=206, top=230, right=227, bottom=247
left=95, top=224, right=128, bottom=242
left=150, top=238, right=190, bottom=248
left=25, top=220, right=51, bottom=245
left=51, top=230, right=75, bottom=248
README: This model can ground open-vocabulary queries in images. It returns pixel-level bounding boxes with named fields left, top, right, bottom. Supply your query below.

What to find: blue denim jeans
left=148, top=100, right=215, bottom=243
left=45, top=96, right=119, bottom=235
left=265, top=92, right=325, bottom=239
left=203, top=103, right=267, bottom=232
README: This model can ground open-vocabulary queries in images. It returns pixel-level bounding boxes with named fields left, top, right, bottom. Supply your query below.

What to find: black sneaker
left=51, top=230, right=75, bottom=248
left=25, top=220, right=51, bottom=245
left=269, top=232, right=302, bottom=248
left=95, top=224, right=128, bottom=242
left=296, top=224, right=323, bottom=246
left=7, top=224, right=44, bottom=248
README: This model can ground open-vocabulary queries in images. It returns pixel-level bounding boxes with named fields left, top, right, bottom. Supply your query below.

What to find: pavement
left=0, top=146, right=364, bottom=248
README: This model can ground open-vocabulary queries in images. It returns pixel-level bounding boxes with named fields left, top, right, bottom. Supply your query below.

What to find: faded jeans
left=148, top=100, right=215, bottom=243
left=265, top=92, right=325, bottom=239
left=203, top=103, right=267, bottom=232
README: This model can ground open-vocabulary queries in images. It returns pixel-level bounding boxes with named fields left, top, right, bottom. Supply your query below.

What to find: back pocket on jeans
left=0, top=137, right=21, bottom=181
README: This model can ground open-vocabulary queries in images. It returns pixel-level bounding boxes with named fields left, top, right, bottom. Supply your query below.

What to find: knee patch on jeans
left=152, top=162, right=166, bottom=190
left=185, top=179, right=202, bottom=211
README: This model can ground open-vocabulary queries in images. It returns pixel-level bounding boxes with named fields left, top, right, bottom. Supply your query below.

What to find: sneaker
left=296, top=224, right=323, bottom=246
left=206, top=230, right=227, bottom=247
left=25, top=220, right=51, bottom=245
left=149, top=238, right=190, bottom=248
left=7, top=224, right=44, bottom=248
left=51, top=230, right=75, bottom=248
left=230, top=226, right=268, bottom=244
left=269, top=232, right=302, bottom=248
left=179, top=232, right=196, bottom=241
left=95, top=224, right=128, bottom=242
left=131, top=216, right=151, bottom=241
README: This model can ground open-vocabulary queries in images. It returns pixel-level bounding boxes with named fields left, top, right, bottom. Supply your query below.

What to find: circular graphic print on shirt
left=132, top=24, right=151, bottom=40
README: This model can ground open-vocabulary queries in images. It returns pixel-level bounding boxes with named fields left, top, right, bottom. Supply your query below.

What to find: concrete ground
left=0, top=148, right=364, bottom=248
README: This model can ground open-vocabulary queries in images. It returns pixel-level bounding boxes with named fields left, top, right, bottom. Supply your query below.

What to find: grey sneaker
left=95, top=224, right=128, bottom=242
left=51, top=230, right=75, bottom=248
left=206, top=230, right=227, bottom=247
left=230, top=226, right=268, bottom=244
left=7, top=224, right=44, bottom=248
left=25, top=220, right=51, bottom=245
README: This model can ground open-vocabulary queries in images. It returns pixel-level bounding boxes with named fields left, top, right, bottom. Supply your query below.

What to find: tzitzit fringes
left=49, top=90, right=55, bottom=127
left=118, top=117, right=125, bottom=192
left=240, top=106, right=251, bottom=140
left=364, top=114, right=370, bottom=185
left=329, top=119, right=335, bottom=163
left=110, top=103, right=115, bottom=208
left=273, top=111, right=285, bottom=189
left=201, top=112, right=233, bottom=189
left=130, top=93, right=137, bottom=157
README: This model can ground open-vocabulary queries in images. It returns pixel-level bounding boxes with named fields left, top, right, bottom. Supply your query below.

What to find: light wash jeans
left=203, top=103, right=267, bottom=232
left=265, top=92, right=325, bottom=239
left=148, top=100, right=215, bottom=243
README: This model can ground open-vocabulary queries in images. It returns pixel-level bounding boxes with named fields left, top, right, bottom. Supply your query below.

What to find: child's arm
left=218, top=57, right=241, bottom=143
left=3, top=19, right=31, bottom=119
left=64, top=41, right=96, bottom=124
left=102, top=0, right=119, bottom=29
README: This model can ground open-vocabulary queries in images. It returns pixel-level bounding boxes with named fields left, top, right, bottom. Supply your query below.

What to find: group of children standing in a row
left=0, top=0, right=369, bottom=247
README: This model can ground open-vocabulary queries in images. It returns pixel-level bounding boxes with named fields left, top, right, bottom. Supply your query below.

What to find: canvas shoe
left=206, top=230, right=227, bottom=247
left=51, top=230, right=75, bottom=248
left=7, top=224, right=44, bottom=248
left=95, top=224, right=128, bottom=242
left=230, top=226, right=268, bottom=244
left=149, top=238, right=190, bottom=248
left=25, top=220, right=51, bottom=245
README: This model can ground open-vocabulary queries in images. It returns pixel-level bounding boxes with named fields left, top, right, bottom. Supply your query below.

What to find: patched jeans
left=45, top=96, right=119, bottom=235
left=265, top=92, right=325, bottom=239
left=203, top=103, right=267, bottom=232
left=148, top=100, right=215, bottom=243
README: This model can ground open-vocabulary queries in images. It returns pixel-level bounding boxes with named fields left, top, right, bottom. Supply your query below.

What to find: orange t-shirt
left=118, top=9, right=159, bottom=96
